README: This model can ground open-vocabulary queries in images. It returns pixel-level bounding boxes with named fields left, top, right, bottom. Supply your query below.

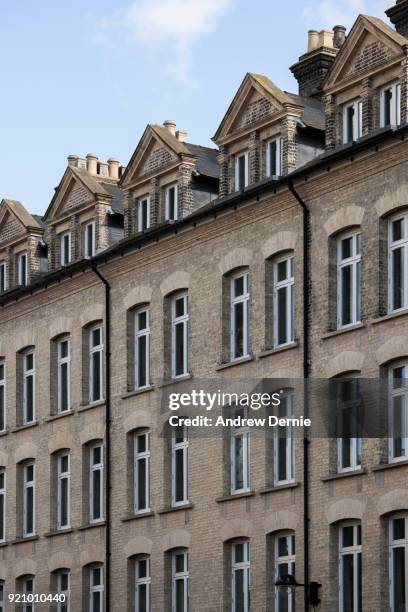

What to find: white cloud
left=302, top=0, right=391, bottom=29
left=97, top=0, right=233, bottom=81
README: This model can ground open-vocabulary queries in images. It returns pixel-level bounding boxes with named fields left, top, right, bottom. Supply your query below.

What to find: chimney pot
left=107, top=157, right=120, bottom=179
left=163, top=120, right=177, bottom=136
left=319, top=29, right=334, bottom=48
left=67, top=155, right=79, bottom=168
left=333, top=25, right=347, bottom=48
left=86, top=153, right=98, bottom=175
left=308, top=30, right=319, bottom=52
left=176, top=130, right=188, bottom=143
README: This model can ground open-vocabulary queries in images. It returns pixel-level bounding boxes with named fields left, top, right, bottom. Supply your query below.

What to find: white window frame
left=275, top=533, right=296, bottom=612
left=134, top=308, right=150, bottom=390
left=60, top=232, right=72, bottom=266
left=134, top=431, right=150, bottom=515
left=273, top=255, right=295, bottom=347
left=388, top=362, right=408, bottom=463
left=171, top=426, right=189, bottom=507
left=235, top=151, right=249, bottom=191
left=266, top=137, right=283, bottom=177
left=23, top=463, right=35, bottom=538
left=0, top=360, right=5, bottom=433
left=21, top=575, right=35, bottom=612
left=57, top=453, right=70, bottom=530
left=172, top=550, right=189, bottom=612
left=165, top=185, right=178, bottom=221
left=0, top=262, right=7, bottom=293
left=388, top=211, right=408, bottom=313
left=231, top=408, right=250, bottom=494
left=389, top=514, right=408, bottom=612
left=337, top=231, right=361, bottom=329
left=135, top=557, right=151, bottom=612
left=343, top=100, right=363, bottom=144
left=84, top=221, right=96, bottom=258
left=57, top=570, right=70, bottom=612
left=231, top=540, right=250, bottom=612
left=89, top=565, right=104, bottom=612
left=17, top=252, right=28, bottom=286
left=57, top=337, right=71, bottom=413
left=23, top=350, right=35, bottom=424
left=337, top=379, right=362, bottom=474
left=171, top=293, right=189, bottom=379
left=381, top=82, right=401, bottom=127
left=230, top=271, right=250, bottom=361
left=89, top=325, right=104, bottom=404
left=339, top=523, right=362, bottom=612
left=89, top=443, right=104, bottom=523
left=0, top=470, right=5, bottom=544
left=138, top=196, right=151, bottom=232
left=274, top=393, right=295, bottom=485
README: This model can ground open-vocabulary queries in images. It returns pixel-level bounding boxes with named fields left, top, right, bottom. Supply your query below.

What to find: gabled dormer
left=212, top=72, right=325, bottom=197
left=0, top=199, right=46, bottom=292
left=323, top=13, right=408, bottom=150
left=119, top=121, right=219, bottom=237
left=44, top=155, right=125, bottom=270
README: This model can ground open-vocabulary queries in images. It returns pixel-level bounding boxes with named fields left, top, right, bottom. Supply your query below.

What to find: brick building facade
left=1, top=3, right=408, bottom=611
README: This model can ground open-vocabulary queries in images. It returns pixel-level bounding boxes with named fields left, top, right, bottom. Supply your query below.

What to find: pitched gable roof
left=0, top=199, right=42, bottom=231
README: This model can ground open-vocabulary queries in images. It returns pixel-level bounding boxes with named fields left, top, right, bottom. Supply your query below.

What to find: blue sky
left=0, top=0, right=391, bottom=214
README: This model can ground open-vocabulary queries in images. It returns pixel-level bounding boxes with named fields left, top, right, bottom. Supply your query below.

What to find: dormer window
left=0, top=262, right=6, bottom=292
left=266, top=138, right=283, bottom=177
left=85, top=221, right=96, bottom=258
left=138, top=197, right=151, bottom=232
left=165, top=185, right=178, bottom=221
left=343, top=100, right=363, bottom=144
left=381, top=83, right=401, bottom=127
left=235, top=152, right=249, bottom=191
left=60, top=232, right=71, bottom=266
left=17, top=252, right=28, bottom=285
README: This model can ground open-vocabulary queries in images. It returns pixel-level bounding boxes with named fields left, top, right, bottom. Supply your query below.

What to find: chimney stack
left=386, top=0, right=408, bottom=38
left=333, top=25, right=347, bottom=48
left=107, top=158, right=120, bottom=179
left=86, top=153, right=98, bottom=175
left=163, top=120, right=177, bottom=136
left=176, top=130, right=188, bottom=143
left=67, top=155, right=79, bottom=168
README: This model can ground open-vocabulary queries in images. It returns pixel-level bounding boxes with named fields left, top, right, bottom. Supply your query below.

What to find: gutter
left=90, top=263, right=111, bottom=612
left=288, top=178, right=310, bottom=612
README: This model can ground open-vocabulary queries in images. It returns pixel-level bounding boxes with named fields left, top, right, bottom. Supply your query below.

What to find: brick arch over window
left=0, top=560, right=7, bottom=579
left=79, top=423, right=105, bottom=446
left=48, top=317, right=73, bottom=341
left=48, top=552, right=73, bottom=573
left=326, top=498, right=365, bottom=524
left=375, top=185, right=408, bottom=218
left=376, top=337, right=408, bottom=365
left=123, top=286, right=153, bottom=311
left=324, top=205, right=364, bottom=236
left=264, top=510, right=299, bottom=535
left=123, top=410, right=151, bottom=434
left=162, top=529, right=191, bottom=552
left=262, top=231, right=297, bottom=260
left=377, top=489, right=408, bottom=516
left=15, top=333, right=36, bottom=354
left=160, top=271, right=190, bottom=296
left=124, top=536, right=153, bottom=558
left=220, top=518, right=253, bottom=543
left=15, top=559, right=37, bottom=578
left=80, top=304, right=104, bottom=328
left=218, top=248, right=253, bottom=276
left=15, top=442, right=37, bottom=464
left=80, top=544, right=104, bottom=567
left=324, top=351, right=365, bottom=378
left=0, top=451, right=8, bottom=467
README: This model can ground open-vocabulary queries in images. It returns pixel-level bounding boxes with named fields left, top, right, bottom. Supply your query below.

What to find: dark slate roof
left=100, top=182, right=126, bottom=214
left=185, top=143, right=219, bottom=179
left=285, top=93, right=325, bottom=131
left=32, top=214, right=47, bottom=230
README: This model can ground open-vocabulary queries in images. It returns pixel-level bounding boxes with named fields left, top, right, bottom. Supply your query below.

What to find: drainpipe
left=288, top=178, right=310, bottom=612
left=91, top=263, right=111, bottom=612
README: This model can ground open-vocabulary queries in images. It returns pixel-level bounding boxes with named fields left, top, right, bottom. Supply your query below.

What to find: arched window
left=56, top=451, right=71, bottom=530
left=52, top=568, right=70, bottom=612
left=88, top=564, right=104, bottom=612
left=337, top=230, right=361, bottom=329
left=134, top=556, right=151, bottom=612
left=171, top=292, right=189, bottom=378
left=133, top=429, right=150, bottom=515
left=56, top=336, right=71, bottom=414
left=231, top=406, right=250, bottom=494
left=273, top=254, right=295, bottom=347
left=339, top=522, right=362, bottom=612
left=335, top=376, right=362, bottom=474
left=172, top=549, right=189, bottom=612
left=388, top=210, right=408, bottom=313
left=171, top=426, right=188, bottom=507
left=134, top=306, right=150, bottom=390
left=230, top=270, right=250, bottom=360
left=16, top=574, right=35, bottom=612
left=388, top=361, right=408, bottom=463
left=275, top=532, right=296, bottom=612
left=274, top=391, right=295, bottom=485
left=389, top=514, right=408, bottom=611
left=231, top=540, right=250, bottom=612
left=88, top=441, right=104, bottom=524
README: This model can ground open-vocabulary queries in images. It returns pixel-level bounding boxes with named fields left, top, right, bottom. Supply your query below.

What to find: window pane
left=234, top=437, right=244, bottom=489
left=0, top=495, right=4, bottom=541
left=277, top=260, right=287, bottom=282
left=342, top=526, right=354, bottom=547
left=26, top=376, right=34, bottom=421
left=234, top=302, right=244, bottom=357
left=175, top=579, right=185, bottom=612
left=346, top=105, right=354, bottom=143
left=26, top=487, right=34, bottom=533
left=385, top=89, right=392, bottom=125
left=235, top=543, right=244, bottom=563
left=277, top=287, right=288, bottom=345
left=175, top=449, right=185, bottom=502
left=393, top=547, right=406, bottom=610
left=341, top=265, right=352, bottom=325
left=392, top=247, right=404, bottom=310
left=342, top=554, right=354, bottom=612
left=176, top=553, right=185, bottom=573
left=92, top=592, right=101, bottom=612
left=175, top=323, right=185, bottom=376
left=0, top=387, right=4, bottom=431
left=393, top=518, right=405, bottom=541
left=234, top=568, right=245, bottom=612
left=269, top=140, right=277, bottom=175
left=60, top=478, right=68, bottom=526
left=138, top=584, right=147, bottom=612
left=92, top=328, right=101, bottom=347
left=138, top=311, right=147, bottom=331
left=137, top=336, right=147, bottom=387
left=137, top=458, right=147, bottom=509
left=175, top=297, right=185, bottom=318
left=60, top=363, right=68, bottom=411
left=393, top=219, right=404, bottom=242
left=234, top=276, right=244, bottom=297
left=92, top=352, right=101, bottom=401
left=137, top=434, right=147, bottom=454
left=238, top=156, right=246, bottom=190
left=92, top=471, right=101, bottom=518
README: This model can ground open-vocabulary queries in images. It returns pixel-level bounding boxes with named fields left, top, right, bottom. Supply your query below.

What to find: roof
left=100, top=181, right=126, bottom=214
left=1, top=199, right=43, bottom=231
left=285, top=93, right=325, bottom=131
left=362, top=14, right=408, bottom=47
left=184, top=143, right=219, bottom=179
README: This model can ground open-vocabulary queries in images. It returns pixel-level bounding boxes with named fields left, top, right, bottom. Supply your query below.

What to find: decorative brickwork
left=248, top=130, right=260, bottom=184
left=61, top=181, right=90, bottom=216
left=348, top=41, right=394, bottom=77
left=69, top=214, right=80, bottom=261
left=150, top=178, right=160, bottom=226
left=235, top=97, right=278, bottom=130
left=0, top=212, right=25, bottom=244
left=177, top=163, right=195, bottom=218
left=218, top=146, right=230, bottom=198
left=95, top=204, right=109, bottom=253
left=400, top=46, right=408, bottom=124
left=361, top=77, right=374, bottom=135
left=324, top=94, right=337, bottom=150
left=281, top=115, right=298, bottom=174
left=140, top=144, right=176, bottom=176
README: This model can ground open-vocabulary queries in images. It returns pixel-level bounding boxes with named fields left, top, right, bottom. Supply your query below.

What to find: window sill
left=122, top=386, right=154, bottom=400
left=259, top=482, right=299, bottom=494
left=258, top=342, right=299, bottom=359
left=158, top=503, right=194, bottom=515
left=216, top=490, right=255, bottom=503
left=77, top=521, right=106, bottom=531
left=0, top=541, right=8, bottom=548
left=121, top=511, right=155, bottom=522
left=322, top=323, right=366, bottom=340
left=0, top=429, right=9, bottom=437
left=321, top=469, right=366, bottom=482
left=78, top=400, right=105, bottom=413
left=371, top=309, right=408, bottom=325
left=45, top=410, right=75, bottom=423
left=11, top=421, right=39, bottom=433
left=158, top=374, right=193, bottom=388
left=44, top=528, right=74, bottom=538
left=216, top=355, right=254, bottom=371
left=372, top=460, right=408, bottom=472
left=10, top=535, right=39, bottom=545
